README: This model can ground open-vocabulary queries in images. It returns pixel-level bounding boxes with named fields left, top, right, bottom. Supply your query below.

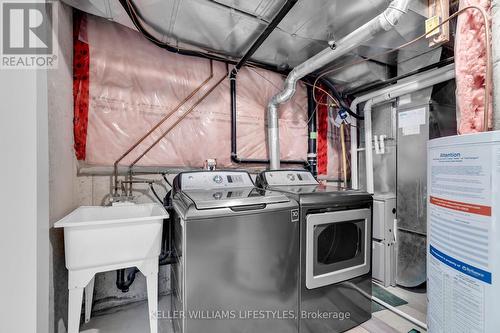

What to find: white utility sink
left=55, top=203, right=169, bottom=333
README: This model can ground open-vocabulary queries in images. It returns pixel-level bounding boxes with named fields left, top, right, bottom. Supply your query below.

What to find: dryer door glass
left=306, top=209, right=371, bottom=289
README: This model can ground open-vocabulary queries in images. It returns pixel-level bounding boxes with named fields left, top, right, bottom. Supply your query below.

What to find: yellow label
left=425, top=16, right=441, bottom=38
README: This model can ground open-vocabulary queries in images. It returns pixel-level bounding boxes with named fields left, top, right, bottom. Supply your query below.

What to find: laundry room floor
left=81, top=285, right=427, bottom=333
left=345, top=283, right=427, bottom=333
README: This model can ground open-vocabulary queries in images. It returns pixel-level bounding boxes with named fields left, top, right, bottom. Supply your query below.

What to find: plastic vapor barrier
left=75, top=14, right=308, bottom=168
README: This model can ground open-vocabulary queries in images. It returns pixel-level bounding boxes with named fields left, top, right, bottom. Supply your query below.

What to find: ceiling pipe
left=267, top=0, right=412, bottom=170
left=363, top=64, right=455, bottom=194
left=345, top=56, right=455, bottom=96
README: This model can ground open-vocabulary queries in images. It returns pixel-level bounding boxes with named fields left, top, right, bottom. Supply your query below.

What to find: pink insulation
left=455, top=0, right=492, bottom=133
left=81, top=14, right=308, bottom=168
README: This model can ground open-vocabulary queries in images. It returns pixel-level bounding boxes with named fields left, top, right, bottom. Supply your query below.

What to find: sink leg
left=68, top=287, right=84, bottom=333
left=84, top=276, right=95, bottom=323
left=146, top=273, right=158, bottom=333
left=139, top=258, right=159, bottom=333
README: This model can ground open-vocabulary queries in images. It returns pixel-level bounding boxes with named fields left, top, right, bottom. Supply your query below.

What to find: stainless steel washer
left=171, top=170, right=300, bottom=333
left=256, top=170, right=373, bottom=333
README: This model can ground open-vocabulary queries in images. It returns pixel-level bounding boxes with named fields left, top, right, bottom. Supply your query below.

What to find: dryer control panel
left=258, top=170, right=318, bottom=186
left=175, top=171, right=254, bottom=190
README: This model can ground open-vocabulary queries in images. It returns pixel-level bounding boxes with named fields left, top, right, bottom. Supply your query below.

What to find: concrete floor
left=81, top=285, right=427, bottom=333
left=346, top=284, right=427, bottom=333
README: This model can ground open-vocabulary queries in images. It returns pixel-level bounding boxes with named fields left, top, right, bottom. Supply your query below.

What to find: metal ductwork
left=267, top=0, right=412, bottom=170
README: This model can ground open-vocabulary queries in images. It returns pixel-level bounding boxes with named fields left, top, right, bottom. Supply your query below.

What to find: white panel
left=428, top=131, right=500, bottom=333
left=9, top=9, right=24, bottom=48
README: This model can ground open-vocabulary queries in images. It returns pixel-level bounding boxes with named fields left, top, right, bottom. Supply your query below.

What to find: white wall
left=0, top=5, right=50, bottom=333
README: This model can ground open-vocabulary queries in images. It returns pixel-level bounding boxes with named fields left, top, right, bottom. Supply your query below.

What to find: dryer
left=171, top=170, right=300, bottom=333
left=256, top=169, right=373, bottom=333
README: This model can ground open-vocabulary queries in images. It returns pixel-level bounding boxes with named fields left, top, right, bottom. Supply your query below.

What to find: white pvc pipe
left=350, top=64, right=455, bottom=117
left=349, top=63, right=455, bottom=190
left=364, top=100, right=374, bottom=194
left=371, top=68, right=456, bottom=105
left=350, top=120, right=358, bottom=188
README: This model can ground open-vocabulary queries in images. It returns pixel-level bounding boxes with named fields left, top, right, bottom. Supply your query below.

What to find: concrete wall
left=48, top=2, right=76, bottom=333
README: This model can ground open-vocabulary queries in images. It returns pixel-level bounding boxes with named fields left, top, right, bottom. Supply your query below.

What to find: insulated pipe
left=493, top=0, right=500, bottom=130
left=349, top=63, right=455, bottom=189
left=363, top=65, right=455, bottom=194
left=267, top=0, right=411, bottom=169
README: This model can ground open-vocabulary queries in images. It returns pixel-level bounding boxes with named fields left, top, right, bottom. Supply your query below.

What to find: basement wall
left=48, top=3, right=77, bottom=332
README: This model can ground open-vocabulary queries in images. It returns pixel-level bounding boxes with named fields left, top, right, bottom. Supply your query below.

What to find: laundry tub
left=55, top=202, right=168, bottom=333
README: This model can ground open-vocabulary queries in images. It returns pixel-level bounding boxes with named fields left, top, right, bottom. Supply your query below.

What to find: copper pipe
left=129, top=68, right=228, bottom=169
left=113, top=60, right=214, bottom=194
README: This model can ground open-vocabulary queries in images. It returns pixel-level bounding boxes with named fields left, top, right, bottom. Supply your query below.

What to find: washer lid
left=183, top=188, right=290, bottom=210
left=259, top=170, right=319, bottom=186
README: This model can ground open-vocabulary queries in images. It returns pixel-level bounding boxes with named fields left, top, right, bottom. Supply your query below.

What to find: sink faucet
left=110, top=178, right=156, bottom=204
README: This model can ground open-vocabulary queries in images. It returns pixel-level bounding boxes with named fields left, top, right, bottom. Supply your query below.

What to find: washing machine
left=170, top=170, right=300, bottom=333
left=256, top=170, right=373, bottom=333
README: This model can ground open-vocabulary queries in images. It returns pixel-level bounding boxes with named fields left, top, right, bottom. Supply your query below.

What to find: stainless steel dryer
left=256, top=170, right=373, bottom=333
left=171, top=170, right=300, bottom=333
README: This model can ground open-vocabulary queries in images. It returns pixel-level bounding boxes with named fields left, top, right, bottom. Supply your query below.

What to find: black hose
left=161, top=173, right=172, bottom=188
left=159, top=190, right=176, bottom=266
left=118, top=0, right=288, bottom=74
left=149, top=183, right=163, bottom=204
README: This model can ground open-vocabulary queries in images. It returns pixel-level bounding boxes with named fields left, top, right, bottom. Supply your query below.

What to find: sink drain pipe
left=267, top=0, right=411, bottom=169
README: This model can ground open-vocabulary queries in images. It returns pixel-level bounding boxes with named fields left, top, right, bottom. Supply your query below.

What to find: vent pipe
left=267, top=0, right=411, bottom=169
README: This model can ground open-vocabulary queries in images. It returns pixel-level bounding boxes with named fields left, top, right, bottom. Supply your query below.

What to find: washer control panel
left=262, top=170, right=318, bottom=186
left=179, top=171, right=254, bottom=190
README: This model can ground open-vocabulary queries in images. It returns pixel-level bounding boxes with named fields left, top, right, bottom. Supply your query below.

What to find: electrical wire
left=161, top=173, right=172, bottom=188
left=311, top=5, right=492, bottom=131
left=149, top=183, right=163, bottom=204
